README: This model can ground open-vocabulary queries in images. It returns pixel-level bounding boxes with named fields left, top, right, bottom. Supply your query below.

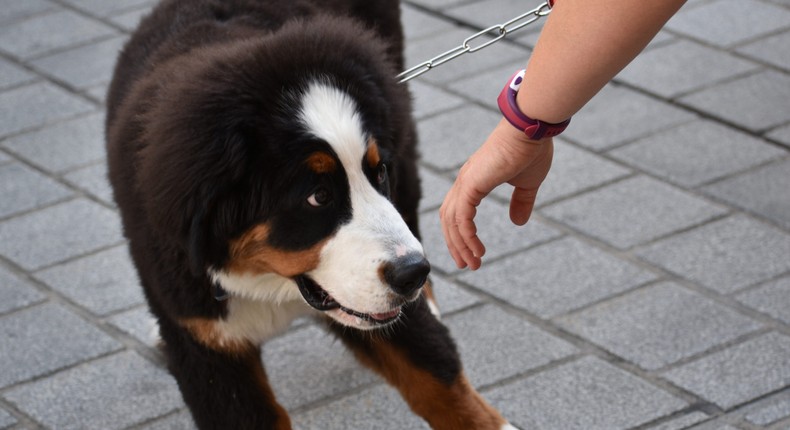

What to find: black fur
left=106, top=0, right=478, bottom=428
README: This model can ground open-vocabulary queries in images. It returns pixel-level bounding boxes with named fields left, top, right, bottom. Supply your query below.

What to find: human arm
left=440, top=0, right=687, bottom=270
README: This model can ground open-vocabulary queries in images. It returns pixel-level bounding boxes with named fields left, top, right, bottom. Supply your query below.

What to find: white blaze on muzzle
left=298, top=80, right=424, bottom=314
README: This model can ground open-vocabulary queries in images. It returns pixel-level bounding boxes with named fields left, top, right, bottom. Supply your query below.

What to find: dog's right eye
left=307, top=187, right=332, bottom=207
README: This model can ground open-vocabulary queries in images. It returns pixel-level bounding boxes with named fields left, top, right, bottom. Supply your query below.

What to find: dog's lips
left=294, top=275, right=402, bottom=325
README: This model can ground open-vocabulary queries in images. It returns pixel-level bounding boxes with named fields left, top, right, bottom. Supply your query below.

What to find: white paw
left=501, top=423, right=521, bottom=430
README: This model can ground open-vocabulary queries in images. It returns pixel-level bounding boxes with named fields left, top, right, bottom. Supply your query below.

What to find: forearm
left=518, top=0, right=687, bottom=123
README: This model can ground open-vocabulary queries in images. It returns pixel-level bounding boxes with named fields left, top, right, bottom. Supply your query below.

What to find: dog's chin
left=295, top=275, right=412, bottom=330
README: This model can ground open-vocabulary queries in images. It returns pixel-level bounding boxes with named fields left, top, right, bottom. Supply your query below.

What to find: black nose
left=384, top=254, right=431, bottom=297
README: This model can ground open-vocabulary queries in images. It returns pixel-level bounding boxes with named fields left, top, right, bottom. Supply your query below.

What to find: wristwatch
left=497, top=69, right=571, bottom=140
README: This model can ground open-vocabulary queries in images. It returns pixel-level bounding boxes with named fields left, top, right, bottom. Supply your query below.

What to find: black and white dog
left=106, top=0, right=517, bottom=428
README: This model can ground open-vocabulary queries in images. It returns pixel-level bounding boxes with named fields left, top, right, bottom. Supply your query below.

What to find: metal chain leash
left=397, top=1, right=553, bottom=83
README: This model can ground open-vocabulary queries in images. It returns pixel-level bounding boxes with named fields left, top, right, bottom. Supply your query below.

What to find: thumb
left=509, top=186, right=539, bottom=226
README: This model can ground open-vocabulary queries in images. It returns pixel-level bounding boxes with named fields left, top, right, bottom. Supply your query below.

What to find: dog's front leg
left=159, top=318, right=292, bottom=430
left=330, top=295, right=514, bottom=430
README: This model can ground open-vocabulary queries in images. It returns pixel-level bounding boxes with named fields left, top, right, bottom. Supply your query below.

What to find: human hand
left=439, top=118, right=553, bottom=270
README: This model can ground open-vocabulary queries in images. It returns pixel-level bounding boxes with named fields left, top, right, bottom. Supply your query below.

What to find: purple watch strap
left=497, top=69, right=570, bottom=140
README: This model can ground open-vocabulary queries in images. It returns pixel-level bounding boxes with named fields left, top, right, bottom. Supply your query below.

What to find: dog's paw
left=501, top=423, right=522, bottom=430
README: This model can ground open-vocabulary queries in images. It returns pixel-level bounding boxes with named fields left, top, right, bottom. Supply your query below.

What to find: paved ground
left=1, top=0, right=789, bottom=428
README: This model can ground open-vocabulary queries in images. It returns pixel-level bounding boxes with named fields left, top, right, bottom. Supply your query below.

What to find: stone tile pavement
left=1, top=0, right=789, bottom=428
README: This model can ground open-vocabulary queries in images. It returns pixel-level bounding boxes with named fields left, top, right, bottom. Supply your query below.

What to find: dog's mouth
left=294, top=275, right=402, bottom=325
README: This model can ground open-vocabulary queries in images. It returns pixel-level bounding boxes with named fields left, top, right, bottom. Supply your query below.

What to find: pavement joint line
left=46, top=0, right=138, bottom=35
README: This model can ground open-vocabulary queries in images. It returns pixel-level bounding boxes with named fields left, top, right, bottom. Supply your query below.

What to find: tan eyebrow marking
left=305, top=151, right=337, bottom=174
left=366, top=138, right=381, bottom=169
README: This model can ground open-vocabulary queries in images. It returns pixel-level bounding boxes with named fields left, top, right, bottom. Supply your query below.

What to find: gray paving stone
left=535, top=140, right=632, bottom=204
left=108, top=6, right=153, bottom=32
left=58, top=0, right=154, bottom=17
left=416, top=104, right=501, bottom=171
left=0, top=57, right=36, bottom=90
left=447, top=61, right=529, bottom=110
left=0, top=199, right=124, bottom=271
left=637, top=215, right=790, bottom=293
left=0, top=82, right=95, bottom=138
left=0, top=0, right=58, bottom=24
left=409, top=80, right=464, bottom=120
left=647, top=412, right=709, bottom=430
left=30, top=36, right=126, bottom=89
left=420, top=200, right=562, bottom=274
left=407, top=0, right=468, bottom=11
left=1, top=112, right=105, bottom=173
left=770, top=123, right=790, bottom=147
left=428, top=274, right=481, bottom=315
left=702, top=159, right=790, bottom=230
left=736, top=276, right=790, bottom=325
left=401, top=4, right=455, bottom=41
left=4, top=351, right=183, bottom=430
left=666, top=0, right=790, bottom=47
left=686, top=421, right=739, bottom=430
left=616, top=39, right=759, bottom=98
left=63, top=162, right=115, bottom=204
left=141, top=410, right=196, bottom=430
left=742, top=389, right=790, bottom=426
left=35, top=245, right=144, bottom=316
left=736, top=30, right=790, bottom=72
left=108, top=306, right=159, bottom=347
left=444, top=0, right=547, bottom=31
left=663, top=332, right=790, bottom=410
left=487, top=356, right=687, bottom=430
left=679, top=70, right=790, bottom=132
left=0, top=407, right=16, bottom=429
left=543, top=176, right=727, bottom=250
left=460, top=237, right=657, bottom=318
left=417, top=165, right=452, bottom=212
left=292, top=384, right=429, bottom=430
left=263, top=324, right=378, bottom=411
left=0, top=162, right=73, bottom=218
left=609, top=120, right=786, bottom=187
left=563, top=84, right=696, bottom=151
left=558, top=282, right=760, bottom=371
left=0, top=264, right=45, bottom=315
left=446, top=304, right=577, bottom=387
left=0, top=302, right=121, bottom=388
left=0, top=151, right=9, bottom=165
left=0, top=10, right=116, bottom=59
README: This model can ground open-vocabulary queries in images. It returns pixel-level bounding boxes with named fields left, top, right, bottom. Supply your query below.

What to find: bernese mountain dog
left=106, top=0, right=517, bottom=428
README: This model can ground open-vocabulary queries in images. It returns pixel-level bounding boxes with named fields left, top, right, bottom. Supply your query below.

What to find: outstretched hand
left=439, top=119, right=553, bottom=270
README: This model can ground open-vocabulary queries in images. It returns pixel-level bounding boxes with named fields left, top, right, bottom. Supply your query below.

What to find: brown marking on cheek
left=179, top=317, right=253, bottom=355
left=306, top=151, right=336, bottom=174
left=227, top=223, right=328, bottom=277
left=352, top=339, right=506, bottom=430
left=366, top=138, right=381, bottom=169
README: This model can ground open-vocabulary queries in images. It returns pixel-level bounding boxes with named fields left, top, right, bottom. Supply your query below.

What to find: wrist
left=498, top=69, right=571, bottom=139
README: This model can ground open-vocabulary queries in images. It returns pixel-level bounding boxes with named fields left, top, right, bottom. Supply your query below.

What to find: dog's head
left=134, top=16, right=427, bottom=330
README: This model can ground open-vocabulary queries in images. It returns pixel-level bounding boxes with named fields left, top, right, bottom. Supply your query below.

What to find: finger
left=509, top=186, right=539, bottom=226
left=455, top=204, right=485, bottom=261
left=440, top=207, right=467, bottom=269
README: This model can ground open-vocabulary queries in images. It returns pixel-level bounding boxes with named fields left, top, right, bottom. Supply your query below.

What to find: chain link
left=397, top=1, right=552, bottom=83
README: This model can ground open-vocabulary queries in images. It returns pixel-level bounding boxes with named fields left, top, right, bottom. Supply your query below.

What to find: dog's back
left=107, top=0, right=404, bottom=126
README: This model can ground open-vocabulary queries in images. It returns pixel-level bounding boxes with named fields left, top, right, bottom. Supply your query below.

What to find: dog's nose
left=384, top=254, right=431, bottom=297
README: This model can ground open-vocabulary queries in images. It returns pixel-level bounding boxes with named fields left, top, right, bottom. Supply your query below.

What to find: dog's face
left=133, top=20, right=428, bottom=330
left=215, top=81, right=428, bottom=330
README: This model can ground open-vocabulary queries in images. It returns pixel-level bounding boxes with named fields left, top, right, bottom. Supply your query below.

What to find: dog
left=106, top=0, right=517, bottom=428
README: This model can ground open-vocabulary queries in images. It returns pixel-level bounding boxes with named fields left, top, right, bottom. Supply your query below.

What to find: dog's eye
left=377, top=163, right=388, bottom=185
left=307, top=187, right=332, bottom=207
left=377, top=163, right=391, bottom=200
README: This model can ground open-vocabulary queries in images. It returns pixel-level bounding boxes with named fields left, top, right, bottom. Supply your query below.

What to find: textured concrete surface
left=1, top=0, right=789, bottom=429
